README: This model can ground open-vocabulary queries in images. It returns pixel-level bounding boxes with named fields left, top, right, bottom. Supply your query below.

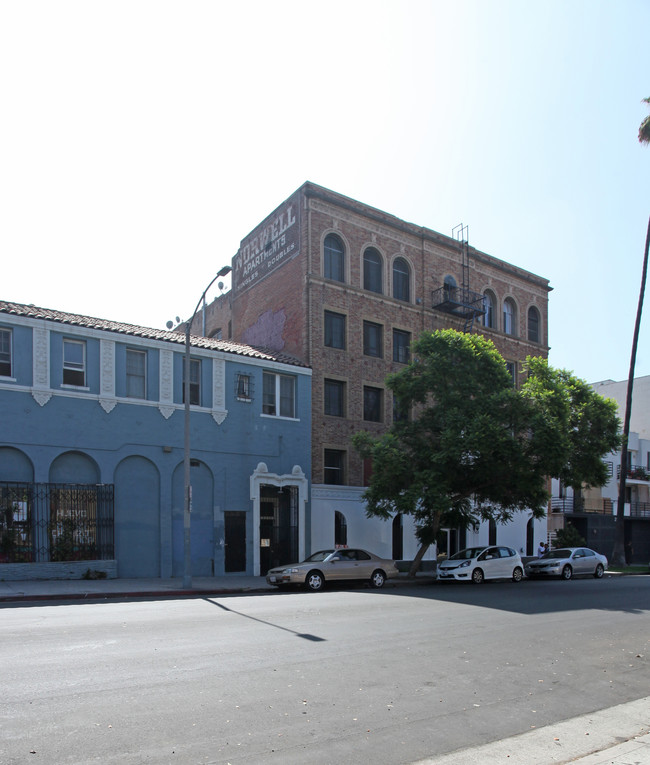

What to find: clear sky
left=2, top=0, right=649, bottom=385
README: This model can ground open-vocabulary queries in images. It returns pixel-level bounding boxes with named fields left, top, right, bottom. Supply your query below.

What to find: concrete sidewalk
left=0, top=571, right=436, bottom=603
left=418, top=696, right=650, bottom=765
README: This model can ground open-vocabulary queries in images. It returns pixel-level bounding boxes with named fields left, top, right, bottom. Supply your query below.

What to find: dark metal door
left=224, top=511, right=246, bottom=573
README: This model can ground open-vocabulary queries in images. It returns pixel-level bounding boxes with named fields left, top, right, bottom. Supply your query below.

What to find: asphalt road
left=2, top=576, right=649, bottom=765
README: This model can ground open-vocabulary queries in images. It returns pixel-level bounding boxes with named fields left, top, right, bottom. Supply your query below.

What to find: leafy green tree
left=521, top=358, right=621, bottom=497
left=353, top=330, right=620, bottom=575
left=553, top=523, right=585, bottom=549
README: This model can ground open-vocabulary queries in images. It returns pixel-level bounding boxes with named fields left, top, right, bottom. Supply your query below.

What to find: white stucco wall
left=311, top=485, right=544, bottom=561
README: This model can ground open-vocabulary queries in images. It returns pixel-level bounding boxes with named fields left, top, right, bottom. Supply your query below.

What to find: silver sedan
left=266, top=548, right=399, bottom=591
left=525, top=547, right=608, bottom=580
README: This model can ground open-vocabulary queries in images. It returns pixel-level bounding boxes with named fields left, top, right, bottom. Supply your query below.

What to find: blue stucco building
left=0, top=301, right=311, bottom=580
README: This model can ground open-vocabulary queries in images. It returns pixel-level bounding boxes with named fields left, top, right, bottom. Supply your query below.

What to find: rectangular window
left=126, top=349, right=146, bottom=399
left=63, top=339, right=86, bottom=386
left=363, top=321, right=383, bottom=358
left=0, top=328, right=12, bottom=377
left=393, top=329, right=411, bottom=364
left=236, top=373, right=251, bottom=401
left=324, top=311, right=346, bottom=350
left=364, top=386, right=383, bottom=422
left=324, top=449, right=345, bottom=485
left=506, top=361, right=516, bottom=386
left=183, top=358, right=201, bottom=406
left=324, top=379, right=345, bottom=417
left=263, top=371, right=296, bottom=417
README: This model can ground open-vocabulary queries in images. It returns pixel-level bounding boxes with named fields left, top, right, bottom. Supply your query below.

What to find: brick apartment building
left=191, top=182, right=551, bottom=562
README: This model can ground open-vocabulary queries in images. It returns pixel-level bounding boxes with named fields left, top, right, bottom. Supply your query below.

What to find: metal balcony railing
left=617, top=464, right=650, bottom=481
left=432, top=285, right=486, bottom=320
left=550, top=497, right=613, bottom=515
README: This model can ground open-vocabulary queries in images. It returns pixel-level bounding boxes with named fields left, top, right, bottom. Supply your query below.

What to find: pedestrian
left=537, top=541, right=546, bottom=558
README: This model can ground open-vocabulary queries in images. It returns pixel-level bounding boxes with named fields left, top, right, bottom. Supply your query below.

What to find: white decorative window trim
left=158, top=349, right=174, bottom=418
left=32, top=389, right=52, bottom=407
left=100, top=339, right=115, bottom=397
left=99, top=339, right=116, bottom=413
left=99, top=398, right=117, bottom=413
left=31, top=327, right=51, bottom=406
left=211, top=358, right=228, bottom=424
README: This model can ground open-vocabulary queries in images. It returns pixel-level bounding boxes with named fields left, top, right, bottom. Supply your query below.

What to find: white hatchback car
left=437, top=546, right=524, bottom=584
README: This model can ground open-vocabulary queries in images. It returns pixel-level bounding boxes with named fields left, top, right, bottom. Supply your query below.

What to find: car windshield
left=449, top=547, right=486, bottom=560
left=543, top=549, right=572, bottom=559
left=305, top=550, right=335, bottom=562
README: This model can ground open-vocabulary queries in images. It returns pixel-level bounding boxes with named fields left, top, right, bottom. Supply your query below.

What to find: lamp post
left=182, top=264, right=232, bottom=588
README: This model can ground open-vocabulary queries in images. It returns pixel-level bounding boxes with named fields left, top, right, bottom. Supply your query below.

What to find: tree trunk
left=612, top=215, right=650, bottom=566
left=408, top=542, right=431, bottom=577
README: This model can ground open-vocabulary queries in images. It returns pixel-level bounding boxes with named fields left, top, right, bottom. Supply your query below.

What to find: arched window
left=482, top=290, right=496, bottom=328
left=443, top=275, right=457, bottom=302
left=324, top=234, right=345, bottom=283
left=363, top=247, right=382, bottom=293
left=503, top=298, right=517, bottom=336
left=393, top=257, right=410, bottom=302
left=528, top=306, right=540, bottom=343
left=335, top=511, right=347, bottom=547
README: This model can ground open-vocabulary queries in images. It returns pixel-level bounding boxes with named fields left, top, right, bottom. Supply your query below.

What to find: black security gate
left=0, top=482, right=114, bottom=563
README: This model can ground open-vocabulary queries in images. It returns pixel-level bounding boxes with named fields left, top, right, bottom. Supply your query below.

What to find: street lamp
left=182, top=264, right=232, bottom=588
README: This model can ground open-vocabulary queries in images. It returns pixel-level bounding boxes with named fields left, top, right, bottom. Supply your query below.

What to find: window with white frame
left=263, top=371, right=296, bottom=418
left=63, top=339, right=86, bottom=386
left=126, top=349, right=146, bottom=399
left=183, top=358, right=201, bottom=406
left=0, top=328, right=12, bottom=377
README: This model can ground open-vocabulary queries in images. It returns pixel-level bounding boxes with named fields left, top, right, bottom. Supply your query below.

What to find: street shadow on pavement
left=202, top=596, right=327, bottom=641
left=366, top=574, right=650, bottom=616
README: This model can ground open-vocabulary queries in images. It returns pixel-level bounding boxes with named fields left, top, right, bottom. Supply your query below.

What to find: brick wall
left=197, top=182, right=550, bottom=486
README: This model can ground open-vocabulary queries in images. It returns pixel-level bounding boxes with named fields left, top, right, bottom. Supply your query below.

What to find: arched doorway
left=335, top=511, right=347, bottom=547
left=392, top=514, right=403, bottom=560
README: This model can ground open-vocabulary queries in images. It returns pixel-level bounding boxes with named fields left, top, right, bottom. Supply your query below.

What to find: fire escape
left=431, top=224, right=485, bottom=333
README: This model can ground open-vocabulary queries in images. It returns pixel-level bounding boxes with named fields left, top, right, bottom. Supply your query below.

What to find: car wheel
left=594, top=563, right=604, bottom=579
left=471, top=567, right=484, bottom=584
left=561, top=565, right=573, bottom=580
left=306, top=570, right=324, bottom=591
left=370, top=569, right=386, bottom=589
left=512, top=566, right=523, bottom=583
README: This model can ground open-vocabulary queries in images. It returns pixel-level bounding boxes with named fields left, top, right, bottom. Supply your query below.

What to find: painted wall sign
left=233, top=193, right=300, bottom=294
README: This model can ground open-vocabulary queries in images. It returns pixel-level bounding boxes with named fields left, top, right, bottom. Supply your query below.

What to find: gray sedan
left=266, top=548, right=399, bottom=591
left=525, top=547, right=608, bottom=580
